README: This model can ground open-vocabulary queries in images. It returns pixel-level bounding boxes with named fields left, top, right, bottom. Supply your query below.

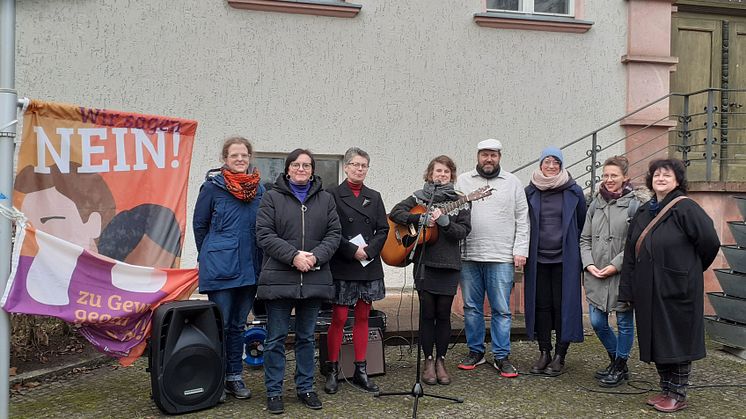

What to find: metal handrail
left=513, top=92, right=679, bottom=173
left=514, top=88, right=746, bottom=194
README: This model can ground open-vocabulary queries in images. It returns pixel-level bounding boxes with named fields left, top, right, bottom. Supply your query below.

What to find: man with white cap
left=455, top=138, right=529, bottom=377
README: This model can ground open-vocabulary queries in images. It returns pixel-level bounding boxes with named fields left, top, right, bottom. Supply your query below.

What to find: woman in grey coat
left=580, top=156, right=647, bottom=387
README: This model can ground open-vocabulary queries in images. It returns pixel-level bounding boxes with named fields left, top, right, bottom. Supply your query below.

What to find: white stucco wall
left=15, top=0, right=628, bottom=288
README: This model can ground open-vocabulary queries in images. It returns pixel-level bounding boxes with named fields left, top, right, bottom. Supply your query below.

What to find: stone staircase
left=706, top=196, right=746, bottom=359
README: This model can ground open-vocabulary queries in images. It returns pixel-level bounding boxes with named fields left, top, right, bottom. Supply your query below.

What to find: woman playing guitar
left=388, top=155, right=472, bottom=386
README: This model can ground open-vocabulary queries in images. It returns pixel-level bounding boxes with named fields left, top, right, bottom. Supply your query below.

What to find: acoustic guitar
left=381, top=185, right=494, bottom=267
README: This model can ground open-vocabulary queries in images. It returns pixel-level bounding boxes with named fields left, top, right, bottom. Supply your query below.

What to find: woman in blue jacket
left=524, top=147, right=586, bottom=376
left=193, top=136, right=264, bottom=400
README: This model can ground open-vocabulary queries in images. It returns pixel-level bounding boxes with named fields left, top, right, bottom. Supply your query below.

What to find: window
left=475, top=0, right=590, bottom=33
left=228, top=0, right=362, bottom=18
left=487, top=0, right=573, bottom=16
left=254, top=154, right=342, bottom=189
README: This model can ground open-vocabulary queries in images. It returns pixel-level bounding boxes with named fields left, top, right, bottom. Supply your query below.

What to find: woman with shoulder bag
left=619, top=158, right=719, bottom=413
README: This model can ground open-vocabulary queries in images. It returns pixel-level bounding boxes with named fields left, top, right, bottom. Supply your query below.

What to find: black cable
left=408, top=285, right=416, bottom=356
left=394, top=266, right=407, bottom=344
left=383, top=335, right=411, bottom=345
left=688, top=383, right=746, bottom=390
left=383, top=258, right=415, bottom=362
left=383, top=335, right=411, bottom=362
left=577, top=379, right=654, bottom=395
left=447, top=327, right=465, bottom=351
left=574, top=375, right=746, bottom=395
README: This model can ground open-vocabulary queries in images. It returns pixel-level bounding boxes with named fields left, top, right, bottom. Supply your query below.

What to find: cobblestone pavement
left=10, top=338, right=746, bottom=418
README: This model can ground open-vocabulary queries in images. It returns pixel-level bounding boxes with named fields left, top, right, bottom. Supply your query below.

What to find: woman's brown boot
left=530, top=350, right=551, bottom=374
left=435, top=356, right=451, bottom=385
left=422, top=356, right=437, bottom=385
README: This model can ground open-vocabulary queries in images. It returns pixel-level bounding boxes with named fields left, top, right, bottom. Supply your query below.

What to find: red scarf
left=222, top=167, right=261, bottom=202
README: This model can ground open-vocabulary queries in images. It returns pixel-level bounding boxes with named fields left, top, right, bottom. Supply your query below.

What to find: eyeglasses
left=228, top=153, right=251, bottom=160
left=289, top=162, right=312, bottom=170
left=601, top=174, right=621, bottom=180
left=541, top=159, right=561, bottom=167
left=347, top=162, right=370, bottom=170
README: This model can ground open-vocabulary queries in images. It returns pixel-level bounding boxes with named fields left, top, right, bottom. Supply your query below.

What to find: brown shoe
left=435, top=356, right=451, bottom=385
left=422, top=356, right=437, bottom=385
left=653, top=396, right=688, bottom=413
left=646, top=393, right=667, bottom=406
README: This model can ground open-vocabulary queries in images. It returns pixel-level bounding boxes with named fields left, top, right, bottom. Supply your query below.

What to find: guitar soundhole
left=401, top=236, right=417, bottom=248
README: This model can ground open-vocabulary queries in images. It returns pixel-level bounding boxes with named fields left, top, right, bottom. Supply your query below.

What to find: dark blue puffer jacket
left=255, top=174, right=341, bottom=300
left=193, top=169, right=265, bottom=293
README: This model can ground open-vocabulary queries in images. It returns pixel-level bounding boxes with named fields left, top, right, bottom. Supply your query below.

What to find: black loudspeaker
left=319, top=328, right=385, bottom=378
left=148, top=300, right=224, bottom=415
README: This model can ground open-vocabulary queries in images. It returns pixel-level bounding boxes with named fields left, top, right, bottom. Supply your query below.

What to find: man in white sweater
left=455, top=139, right=529, bottom=377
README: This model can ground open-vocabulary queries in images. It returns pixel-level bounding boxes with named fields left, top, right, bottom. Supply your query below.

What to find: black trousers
left=655, top=361, right=692, bottom=401
left=419, top=290, right=454, bottom=358
left=535, top=262, right=569, bottom=356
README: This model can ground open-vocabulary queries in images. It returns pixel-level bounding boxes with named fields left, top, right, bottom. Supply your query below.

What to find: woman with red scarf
left=193, top=136, right=264, bottom=400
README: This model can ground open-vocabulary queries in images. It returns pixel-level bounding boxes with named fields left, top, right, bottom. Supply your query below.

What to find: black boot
left=324, top=361, right=339, bottom=394
left=599, top=357, right=629, bottom=387
left=530, top=351, right=551, bottom=374
left=352, top=361, right=379, bottom=392
left=594, top=351, right=615, bottom=380
left=544, top=353, right=565, bottom=376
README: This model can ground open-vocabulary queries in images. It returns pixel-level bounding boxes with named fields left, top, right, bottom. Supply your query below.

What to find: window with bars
left=254, top=154, right=342, bottom=189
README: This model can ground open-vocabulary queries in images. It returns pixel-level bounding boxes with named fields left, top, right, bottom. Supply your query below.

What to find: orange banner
left=13, top=100, right=197, bottom=268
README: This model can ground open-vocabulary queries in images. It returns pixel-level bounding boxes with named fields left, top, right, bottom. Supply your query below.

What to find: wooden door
left=723, top=21, right=746, bottom=180
left=670, top=16, right=722, bottom=181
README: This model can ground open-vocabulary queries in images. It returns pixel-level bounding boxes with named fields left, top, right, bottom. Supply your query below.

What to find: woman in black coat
left=324, top=147, right=389, bottom=395
left=390, top=155, right=471, bottom=386
left=619, top=158, right=720, bottom=414
left=256, top=149, right=341, bottom=414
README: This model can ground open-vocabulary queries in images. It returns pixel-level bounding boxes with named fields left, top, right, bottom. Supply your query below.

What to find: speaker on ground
left=319, top=327, right=385, bottom=378
left=148, top=300, right=224, bottom=415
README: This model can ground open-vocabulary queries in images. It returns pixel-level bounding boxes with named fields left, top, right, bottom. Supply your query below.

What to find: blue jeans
left=461, top=261, right=514, bottom=359
left=263, top=298, right=322, bottom=398
left=207, top=285, right=257, bottom=382
left=589, top=304, right=635, bottom=359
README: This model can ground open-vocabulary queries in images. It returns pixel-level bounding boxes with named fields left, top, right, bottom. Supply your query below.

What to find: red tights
left=326, top=300, right=370, bottom=362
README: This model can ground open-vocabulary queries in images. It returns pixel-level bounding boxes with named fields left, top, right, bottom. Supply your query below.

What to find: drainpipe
left=0, top=0, right=17, bottom=417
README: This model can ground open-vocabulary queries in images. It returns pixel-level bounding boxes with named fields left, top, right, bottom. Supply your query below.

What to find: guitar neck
left=438, top=196, right=469, bottom=214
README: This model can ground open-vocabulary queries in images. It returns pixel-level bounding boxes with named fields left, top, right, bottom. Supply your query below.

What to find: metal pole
left=705, top=89, right=715, bottom=182
left=682, top=94, right=690, bottom=163
left=0, top=1, right=16, bottom=417
left=590, top=132, right=598, bottom=196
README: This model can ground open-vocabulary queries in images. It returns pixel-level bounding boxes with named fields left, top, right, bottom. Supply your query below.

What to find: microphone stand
left=375, top=191, right=464, bottom=418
